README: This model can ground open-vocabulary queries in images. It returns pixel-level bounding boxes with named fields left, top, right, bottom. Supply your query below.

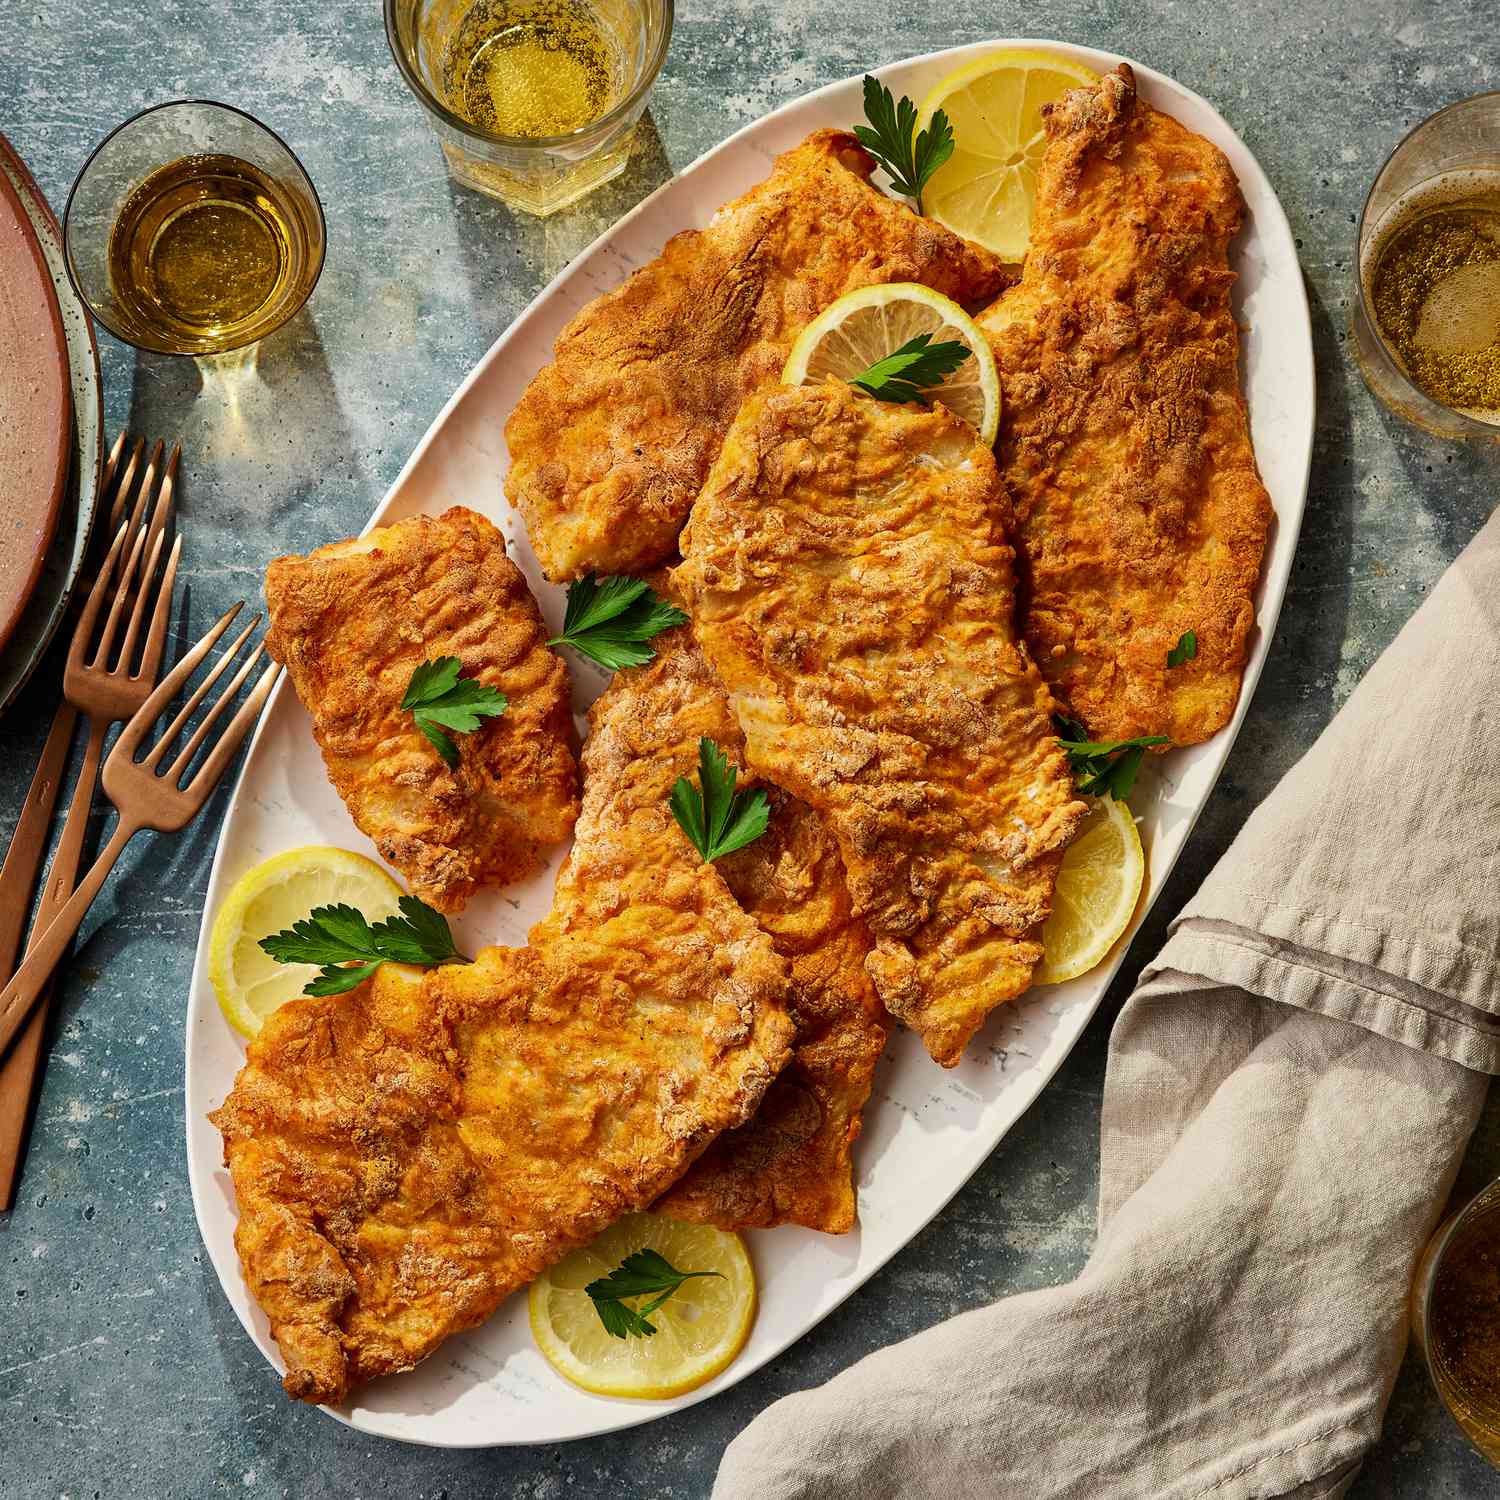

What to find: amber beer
left=105, top=152, right=322, bottom=355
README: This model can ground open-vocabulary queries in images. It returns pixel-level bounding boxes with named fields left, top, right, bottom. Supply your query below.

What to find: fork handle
left=0, top=715, right=107, bottom=1207
left=0, top=818, right=141, bottom=1064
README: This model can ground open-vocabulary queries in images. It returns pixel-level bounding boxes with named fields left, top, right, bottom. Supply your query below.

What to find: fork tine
left=68, top=521, right=133, bottom=672
left=112, top=602, right=244, bottom=761
left=137, top=533, right=183, bottom=682
left=107, top=436, right=149, bottom=535
left=90, top=521, right=151, bottom=670
left=114, top=528, right=166, bottom=676
left=141, top=613, right=261, bottom=770
left=144, top=444, right=180, bottom=555
left=100, top=431, right=127, bottom=505
left=185, top=662, right=281, bottom=799
left=163, top=640, right=268, bottom=784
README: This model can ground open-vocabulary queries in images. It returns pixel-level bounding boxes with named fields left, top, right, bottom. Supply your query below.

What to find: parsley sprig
left=854, top=75, right=955, bottom=214
left=259, top=895, right=470, bottom=996
left=549, top=574, right=688, bottom=671
left=400, top=657, right=508, bottom=768
left=670, top=737, right=770, bottom=863
left=851, top=332, right=972, bottom=404
left=585, top=1249, right=723, bottom=1339
left=1167, top=631, right=1198, bottom=668
left=1055, top=716, right=1169, bottom=802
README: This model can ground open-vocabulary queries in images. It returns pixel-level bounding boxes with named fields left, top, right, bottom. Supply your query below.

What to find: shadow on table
left=443, top=109, right=675, bottom=302
left=121, top=305, right=359, bottom=545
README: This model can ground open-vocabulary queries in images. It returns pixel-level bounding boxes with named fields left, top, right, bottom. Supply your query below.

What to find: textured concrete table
left=2, top=2, right=1499, bottom=1495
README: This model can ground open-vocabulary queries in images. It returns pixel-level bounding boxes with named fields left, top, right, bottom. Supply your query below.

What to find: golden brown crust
left=211, top=911, right=793, bottom=1404
left=676, top=383, right=1088, bottom=1068
left=977, top=66, right=1274, bottom=746
left=556, top=616, right=889, bottom=1234
left=263, top=507, right=579, bottom=912
left=504, top=128, right=1011, bottom=581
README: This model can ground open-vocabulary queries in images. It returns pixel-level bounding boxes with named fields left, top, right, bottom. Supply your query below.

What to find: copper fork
left=0, top=604, right=279, bottom=1060
left=0, top=435, right=180, bottom=1204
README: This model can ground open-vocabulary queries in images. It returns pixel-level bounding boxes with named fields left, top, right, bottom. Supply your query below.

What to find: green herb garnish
left=400, top=656, right=508, bottom=767
left=1167, top=631, right=1198, bottom=668
left=669, top=737, right=770, bottom=863
left=585, top=1249, right=723, bottom=1339
left=548, top=574, right=688, bottom=671
left=259, top=895, right=470, bottom=996
left=850, top=332, right=972, bottom=404
left=854, top=74, right=955, bottom=214
left=1055, top=715, right=1170, bottom=802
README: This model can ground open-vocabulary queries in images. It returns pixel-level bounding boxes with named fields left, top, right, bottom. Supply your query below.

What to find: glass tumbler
left=64, top=101, right=325, bottom=357
left=385, top=0, right=673, bottom=216
left=1411, top=1177, right=1500, bottom=1469
left=1352, top=91, right=1500, bottom=440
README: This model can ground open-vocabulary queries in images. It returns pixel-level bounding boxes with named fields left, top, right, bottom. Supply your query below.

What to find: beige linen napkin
left=715, top=510, right=1500, bottom=1500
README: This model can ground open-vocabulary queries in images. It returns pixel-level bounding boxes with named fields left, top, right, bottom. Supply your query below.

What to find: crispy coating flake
left=548, top=615, right=888, bottom=1234
left=211, top=909, right=793, bottom=1404
left=503, top=128, right=1010, bottom=581
left=263, top=507, right=579, bottom=912
left=977, top=66, right=1274, bottom=746
left=676, top=383, right=1088, bottom=1068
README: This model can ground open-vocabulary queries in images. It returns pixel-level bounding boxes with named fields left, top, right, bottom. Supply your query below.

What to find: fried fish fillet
left=676, top=382, right=1088, bottom=1068
left=211, top=920, right=793, bottom=1403
left=264, top=507, right=579, bottom=913
left=977, top=65, right=1274, bottom=746
left=544, top=615, right=887, bottom=1233
left=504, top=128, right=1010, bottom=582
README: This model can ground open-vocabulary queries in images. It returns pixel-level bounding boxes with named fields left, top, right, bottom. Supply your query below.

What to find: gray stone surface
left=2, top=1, right=1499, bottom=1494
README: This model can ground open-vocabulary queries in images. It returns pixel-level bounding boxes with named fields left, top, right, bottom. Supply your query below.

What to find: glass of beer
left=1411, top=1177, right=1500, bottom=1469
left=64, top=101, right=326, bottom=357
left=385, top=0, right=673, bottom=217
left=1353, top=92, right=1500, bottom=440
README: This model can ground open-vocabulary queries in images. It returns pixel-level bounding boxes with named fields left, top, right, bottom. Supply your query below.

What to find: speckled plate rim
left=0, top=135, right=104, bottom=717
left=185, top=40, right=1314, bottom=1447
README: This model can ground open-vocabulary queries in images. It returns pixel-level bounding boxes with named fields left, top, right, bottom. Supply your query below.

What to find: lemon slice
left=783, top=283, right=1001, bottom=444
left=208, top=846, right=403, bottom=1039
left=1034, top=797, right=1145, bottom=986
left=917, top=49, right=1100, bottom=260
left=529, top=1213, right=755, bottom=1399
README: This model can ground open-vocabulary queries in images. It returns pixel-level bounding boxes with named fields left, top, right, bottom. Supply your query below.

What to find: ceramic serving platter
left=186, top=41, right=1315, bottom=1447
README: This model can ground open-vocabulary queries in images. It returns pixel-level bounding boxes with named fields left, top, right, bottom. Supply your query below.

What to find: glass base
left=441, top=129, right=634, bottom=216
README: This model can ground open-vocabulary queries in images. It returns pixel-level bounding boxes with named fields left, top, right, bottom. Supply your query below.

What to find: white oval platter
left=185, top=39, right=1315, bottom=1447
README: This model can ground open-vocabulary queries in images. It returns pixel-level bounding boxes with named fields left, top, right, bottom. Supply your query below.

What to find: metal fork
left=0, top=604, right=280, bottom=1060
left=0, top=436, right=180, bottom=1202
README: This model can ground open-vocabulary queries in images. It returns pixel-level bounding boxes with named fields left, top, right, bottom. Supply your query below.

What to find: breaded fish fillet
left=504, top=128, right=1010, bottom=581
left=677, top=382, right=1088, bottom=1068
left=211, top=921, right=793, bottom=1403
left=545, top=615, right=888, bottom=1234
left=977, top=65, right=1274, bottom=746
left=264, top=507, right=578, bottom=912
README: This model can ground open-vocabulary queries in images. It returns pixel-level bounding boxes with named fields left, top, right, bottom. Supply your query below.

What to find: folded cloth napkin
left=715, top=509, right=1500, bottom=1500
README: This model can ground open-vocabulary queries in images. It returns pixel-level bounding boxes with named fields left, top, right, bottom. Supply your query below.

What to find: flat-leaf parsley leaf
left=259, top=894, right=470, bottom=996
left=669, top=738, right=770, bottom=863
left=851, top=332, right=972, bottom=404
left=585, top=1248, right=723, bottom=1339
left=1054, top=715, right=1170, bottom=802
left=854, top=75, right=955, bottom=214
left=549, top=574, right=688, bottom=671
left=400, top=656, right=508, bottom=767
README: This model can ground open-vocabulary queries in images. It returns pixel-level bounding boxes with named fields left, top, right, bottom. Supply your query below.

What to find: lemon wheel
left=783, top=282, right=1001, bottom=444
left=1034, top=797, right=1146, bottom=985
left=208, top=845, right=404, bottom=1038
left=917, top=49, right=1100, bottom=260
left=529, top=1213, right=755, bottom=1398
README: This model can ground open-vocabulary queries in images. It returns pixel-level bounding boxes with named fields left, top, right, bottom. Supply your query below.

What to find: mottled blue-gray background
left=3, top=1, right=1499, bottom=1495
